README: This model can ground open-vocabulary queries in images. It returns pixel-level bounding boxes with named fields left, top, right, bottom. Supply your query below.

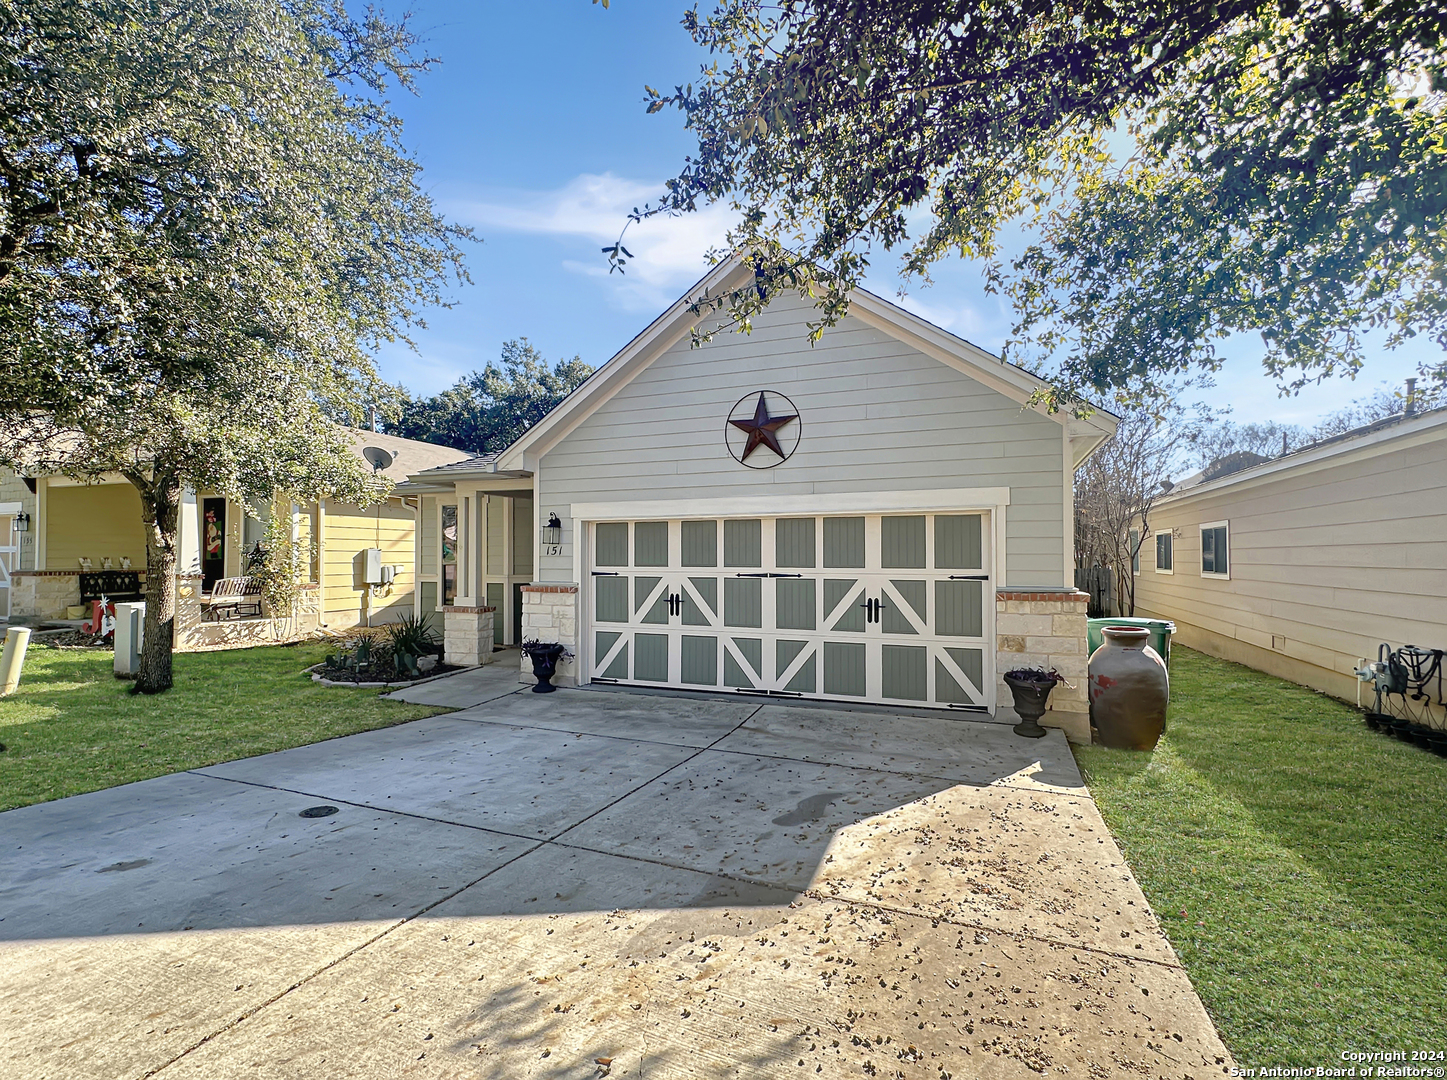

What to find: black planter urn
left=1004, top=673, right=1057, bottom=739
left=524, top=643, right=567, bottom=693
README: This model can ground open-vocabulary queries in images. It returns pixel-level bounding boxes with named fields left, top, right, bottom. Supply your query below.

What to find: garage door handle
left=949, top=575, right=988, bottom=580
left=591, top=571, right=619, bottom=576
left=735, top=572, right=769, bottom=578
left=769, top=573, right=804, bottom=578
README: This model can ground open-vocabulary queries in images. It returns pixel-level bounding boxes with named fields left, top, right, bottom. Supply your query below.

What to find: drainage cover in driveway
left=298, top=806, right=339, bottom=818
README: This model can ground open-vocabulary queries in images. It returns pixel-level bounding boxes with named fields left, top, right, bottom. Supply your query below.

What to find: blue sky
left=376, top=0, right=1436, bottom=428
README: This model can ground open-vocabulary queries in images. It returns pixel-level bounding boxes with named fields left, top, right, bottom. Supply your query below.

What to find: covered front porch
left=11, top=474, right=321, bottom=650
left=402, top=466, right=535, bottom=664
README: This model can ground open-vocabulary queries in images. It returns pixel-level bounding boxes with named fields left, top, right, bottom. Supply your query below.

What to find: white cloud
left=894, top=293, right=1008, bottom=351
left=447, top=173, right=735, bottom=310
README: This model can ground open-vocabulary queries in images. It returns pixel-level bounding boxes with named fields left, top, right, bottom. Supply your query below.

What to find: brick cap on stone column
left=522, top=584, right=579, bottom=594
left=995, top=589, right=1089, bottom=602
left=441, top=605, right=496, bottom=614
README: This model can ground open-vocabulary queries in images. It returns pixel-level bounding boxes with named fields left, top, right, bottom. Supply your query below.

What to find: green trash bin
left=1087, top=617, right=1176, bottom=666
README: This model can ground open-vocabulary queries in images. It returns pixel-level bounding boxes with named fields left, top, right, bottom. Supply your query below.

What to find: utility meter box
left=113, top=601, right=144, bottom=679
left=361, top=547, right=383, bottom=585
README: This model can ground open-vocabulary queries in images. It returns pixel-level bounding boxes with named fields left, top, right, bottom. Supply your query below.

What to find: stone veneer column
left=519, top=584, right=578, bottom=688
left=174, top=574, right=205, bottom=651
left=441, top=605, right=495, bottom=667
left=996, top=588, right=1091, bottom=744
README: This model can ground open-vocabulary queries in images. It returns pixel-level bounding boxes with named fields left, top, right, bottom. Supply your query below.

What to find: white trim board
left=568, top=487, right=1011, bottom=523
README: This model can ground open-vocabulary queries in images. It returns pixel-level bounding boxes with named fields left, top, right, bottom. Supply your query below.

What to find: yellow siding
left=321, top=499, right=416, bottom=629
left=1133, top=425, right=1447, bottom=717
left=45, top=483, right=148, bottom=571
left=419, top=496, right=438, bottom=576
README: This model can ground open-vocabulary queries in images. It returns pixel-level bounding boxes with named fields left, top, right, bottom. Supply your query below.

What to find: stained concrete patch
left=719, top=704, right=1088, bottom=792
left=808, top=782, right=1180, bottom=965
left=560, top=753, right=965, bottom=889
left=383, top=658, right=524, bottom=707
left=0, top=921, right=397, bottom=1080
left=429, top=843, right=797, bottom=918
left=0, top=771, right=535, bottom=940
left=448, top=685, right=757, bottom=747
left=198, top=715, right=706, bottom=839
left=159, top=896, right=1230, bottom=1079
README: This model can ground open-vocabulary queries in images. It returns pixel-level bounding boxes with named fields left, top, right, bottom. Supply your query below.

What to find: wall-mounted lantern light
left=541, top=513, right=562, bottom=547
left=14, top=512, right=30, bottom=533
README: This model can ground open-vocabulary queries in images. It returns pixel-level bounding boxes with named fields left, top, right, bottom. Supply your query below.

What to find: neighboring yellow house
left=1133, top=404, right=1446, bottom=725
left=7, top=430, right=470, bottom=649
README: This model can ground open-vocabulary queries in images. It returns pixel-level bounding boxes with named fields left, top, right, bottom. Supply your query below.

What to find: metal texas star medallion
left=728, top=391, right=799, bottom=463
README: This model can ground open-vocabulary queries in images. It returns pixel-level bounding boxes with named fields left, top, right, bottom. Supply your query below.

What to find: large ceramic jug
left=1089, top=625, right=1169, bottom=750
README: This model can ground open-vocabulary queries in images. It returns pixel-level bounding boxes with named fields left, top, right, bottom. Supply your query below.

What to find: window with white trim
left=1200, top=521, right=1229, bottom=577
left=1154, top=530, right=1173, bottom=573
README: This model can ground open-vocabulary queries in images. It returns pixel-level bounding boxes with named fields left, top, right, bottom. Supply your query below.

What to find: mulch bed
left=306, top=661, right=468, bottom=687
left=36, top=629, right=111, bottom=650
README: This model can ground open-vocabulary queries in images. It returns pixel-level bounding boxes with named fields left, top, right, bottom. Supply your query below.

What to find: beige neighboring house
left=5, top=430, right=469, bottom=649
left=1133, top=404, right=1447, bottom=724
left=405, top=255, right=1119, bottom=740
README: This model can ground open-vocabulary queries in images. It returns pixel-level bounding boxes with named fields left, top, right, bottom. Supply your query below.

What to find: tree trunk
left=132, top=470, right=181, bottom=694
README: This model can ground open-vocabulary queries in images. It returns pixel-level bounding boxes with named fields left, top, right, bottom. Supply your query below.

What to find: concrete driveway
left=0, top=668, right=1231, bottom=1079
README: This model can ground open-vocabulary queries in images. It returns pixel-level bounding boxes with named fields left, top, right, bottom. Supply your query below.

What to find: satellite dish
left=362, top=446, right=395, bottom=472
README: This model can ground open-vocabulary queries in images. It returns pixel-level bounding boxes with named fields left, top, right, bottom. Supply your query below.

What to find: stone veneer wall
left=12, top=571, right=86, bottom=619
left=996, top=589, right=1090, bottom=744
left=519, top=585, right=578, bottom=688
left=175, top=577, right=322, bottom=652
left=442, top=606, right=496, bottom=667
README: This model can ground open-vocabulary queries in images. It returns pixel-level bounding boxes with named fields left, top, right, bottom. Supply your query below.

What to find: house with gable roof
left=405, top=257, right=1117, bottom=740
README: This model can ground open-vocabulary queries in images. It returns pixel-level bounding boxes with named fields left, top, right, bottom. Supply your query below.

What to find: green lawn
left=1076, top=647, right=1447, bottom=1064
left=0, top=643, right=444, bottom=812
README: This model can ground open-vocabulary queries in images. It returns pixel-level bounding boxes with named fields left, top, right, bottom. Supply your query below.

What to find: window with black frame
left=1201, top=523, right=1229, bottom=576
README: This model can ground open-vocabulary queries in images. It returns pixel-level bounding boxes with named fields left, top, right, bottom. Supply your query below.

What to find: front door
left=586, top=513, right=993, bottom=711
left=202, top=497, right=226, bottom=591
left=0, top=517, right=14, bottom=618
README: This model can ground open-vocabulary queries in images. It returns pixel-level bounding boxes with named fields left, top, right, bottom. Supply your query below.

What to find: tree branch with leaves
left=637, top=0, right=1446, bottom=407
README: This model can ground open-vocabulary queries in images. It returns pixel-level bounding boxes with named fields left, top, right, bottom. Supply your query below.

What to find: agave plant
left=387, top=614, right=440, bottom=677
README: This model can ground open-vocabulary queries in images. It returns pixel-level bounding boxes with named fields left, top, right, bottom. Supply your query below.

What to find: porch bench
left=79, top=570, right=144, bottom=605
left=203, top=576, right=264, bottom=621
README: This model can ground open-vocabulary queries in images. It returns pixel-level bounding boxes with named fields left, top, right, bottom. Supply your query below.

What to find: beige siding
left=321, top=499, right=416, bottom=628
left=538, top=291, right=1067, bottom=587
left=45, top=482, right=148, bottom=571
left=1134, top=426, right=1447, bottom=713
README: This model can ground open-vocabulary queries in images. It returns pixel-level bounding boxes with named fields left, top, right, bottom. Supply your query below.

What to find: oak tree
left=0, top=0, right=469, bottom=691
left=641, top=0, right=1446, bottom=407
